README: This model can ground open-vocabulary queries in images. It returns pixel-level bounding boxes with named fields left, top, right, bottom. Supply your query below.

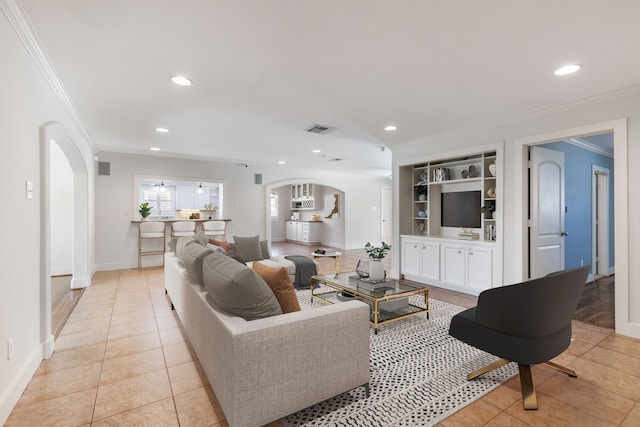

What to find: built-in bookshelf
left=406, top=150, right=498, bottom=241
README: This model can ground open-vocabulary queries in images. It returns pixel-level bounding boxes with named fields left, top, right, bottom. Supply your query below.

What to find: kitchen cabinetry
left=291, top=183, right=315, bottom=209
left=176, top=186, right=209, bottom=210
left=401, top=235, right=494, bottom=295
left=285, top=221, right=322, bottom=244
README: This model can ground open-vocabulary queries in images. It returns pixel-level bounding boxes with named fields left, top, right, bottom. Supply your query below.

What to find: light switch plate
left=25, top=181, right=33, bottom=200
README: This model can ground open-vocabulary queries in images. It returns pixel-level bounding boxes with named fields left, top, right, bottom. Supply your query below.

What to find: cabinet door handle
left=457, top=249, right=462, bottom=254
left=469, top=251, right=474, bottom=255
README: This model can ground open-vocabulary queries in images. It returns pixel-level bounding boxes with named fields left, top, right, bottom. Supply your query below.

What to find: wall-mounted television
left=441, top=191, right=481, bottom=228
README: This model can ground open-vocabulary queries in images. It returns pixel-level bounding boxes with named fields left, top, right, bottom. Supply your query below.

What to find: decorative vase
left=418, top=194, right=426, bottom=201
left=369, top=259, right=386, bottom=282
left=356, top=260, right=370, bottom=279
left=489, top=161, right=497, bottom=177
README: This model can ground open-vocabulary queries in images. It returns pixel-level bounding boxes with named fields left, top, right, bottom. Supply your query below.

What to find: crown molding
left=1, top=0, right=96, bottom=153
left=565, top=138, right=614, bottom=158
left=398, top=84, right=640, bottom=150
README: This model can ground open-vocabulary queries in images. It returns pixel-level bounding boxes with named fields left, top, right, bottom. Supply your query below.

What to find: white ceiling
left=19, top=0, right=640, bottom=177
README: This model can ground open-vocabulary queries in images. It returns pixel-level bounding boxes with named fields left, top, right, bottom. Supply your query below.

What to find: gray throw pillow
left=232, top=235, right=264, bottom=262
left=194, top=230, right=208, bottom=245
left=260, top=240, right=271, bottom=259
left=176, top=235, right=202, bottom=262
left=167, top=238, right=178, bottom=254
left=181, top=242, right=213, bottom=286
left=202, top=251, right=282, bottom=320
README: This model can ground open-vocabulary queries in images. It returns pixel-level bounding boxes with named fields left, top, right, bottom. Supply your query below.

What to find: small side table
left=311, top=251, right=342, bottom=274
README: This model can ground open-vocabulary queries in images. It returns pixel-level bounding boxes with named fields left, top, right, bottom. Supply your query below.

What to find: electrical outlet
left=7, top=338, right=13, bottom=361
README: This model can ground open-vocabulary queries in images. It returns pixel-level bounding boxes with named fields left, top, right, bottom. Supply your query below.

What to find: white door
left=530, top=146, right=565, bottom=278
left=381, top=186, right=392, bottom=243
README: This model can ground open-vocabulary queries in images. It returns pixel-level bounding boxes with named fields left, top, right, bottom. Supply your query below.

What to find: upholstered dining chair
left=448, top=265, right=590, bottom=410
left=138, top=221, right=166, bottom=271
left=171, top=221, right=196, bottom=238
left=201, top=220, right=226, bottom=241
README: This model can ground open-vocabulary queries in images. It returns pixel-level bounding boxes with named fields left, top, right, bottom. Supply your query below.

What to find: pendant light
left=197, top=183, right=204, bottom=194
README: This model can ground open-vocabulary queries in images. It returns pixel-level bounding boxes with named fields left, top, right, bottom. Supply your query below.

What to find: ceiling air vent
left=306, top=124, right=335, bottom=135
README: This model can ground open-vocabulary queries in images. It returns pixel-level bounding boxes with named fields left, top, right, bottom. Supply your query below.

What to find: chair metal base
left=466, top=358, right=577, bottom=410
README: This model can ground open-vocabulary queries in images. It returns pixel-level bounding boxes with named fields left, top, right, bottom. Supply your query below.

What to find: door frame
left=514, top=118, right=630, bottom=335
left=592, top=165, right=610, bottom=279
left=380, top=186, right=392, bottom=244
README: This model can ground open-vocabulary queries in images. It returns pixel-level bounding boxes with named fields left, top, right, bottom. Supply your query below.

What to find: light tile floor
left=6, top=243, right=640, bottom=426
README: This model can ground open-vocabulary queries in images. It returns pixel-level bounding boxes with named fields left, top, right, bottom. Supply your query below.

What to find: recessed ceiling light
left=149, top=147, right=160, bottom=151
left=554, top=64, right=581, bottom=76
left=312, top=149, right=321, bottom=153
left=384, top=125, right=398, bottom=131
left=278, top=160, right=286, bottom=165
left=170, top=75, right=192, bottom=86
left=155, top=127, right=169, bottom=133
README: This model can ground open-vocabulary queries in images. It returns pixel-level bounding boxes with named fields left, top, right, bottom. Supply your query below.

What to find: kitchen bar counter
left=131, top=218, right=231, bottom=224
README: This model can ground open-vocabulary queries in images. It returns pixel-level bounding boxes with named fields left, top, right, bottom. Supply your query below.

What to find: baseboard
left=609, top=266, right=615, bottom=276
left=71, top=276, right=91, bottom=289
left=50, top=266, right=72, bottom=276
left=587, top=273, right=595, bottom=283
left=0, top=344, right=43, bottom=425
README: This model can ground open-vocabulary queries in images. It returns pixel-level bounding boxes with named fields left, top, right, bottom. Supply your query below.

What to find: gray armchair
left=448, top=266, right=590, bottom=409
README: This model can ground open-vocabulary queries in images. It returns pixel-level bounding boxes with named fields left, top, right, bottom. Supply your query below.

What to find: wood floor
left=50, top=275, right=84, bottom=339
left=574, top=275, right=615, bottom=329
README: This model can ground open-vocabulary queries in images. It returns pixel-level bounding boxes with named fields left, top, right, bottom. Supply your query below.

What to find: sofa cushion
left=181, top=242, right=213, bottom=286
left=253, top=262, right=301, bottom=314
left=194, top=230, right=209, bottom=245
left=202, top=251, right=282, bottom=320
left=209, top=239, right=231, bottom=253
left=176, top=235, right=202, bottom=262
left=232, top=235, right=264, bottom=262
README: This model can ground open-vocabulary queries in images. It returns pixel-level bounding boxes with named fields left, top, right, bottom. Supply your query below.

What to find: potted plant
left=364, top=241, right=391, bottom=282
left=481, top=204, right=495, bottom=219
left=139, top=202, right=153, bottom=220
left=415, top=185, right=428, bottom=201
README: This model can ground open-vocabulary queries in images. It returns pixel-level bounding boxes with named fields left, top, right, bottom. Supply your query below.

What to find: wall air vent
left=306, top=124, right=335, bottom=134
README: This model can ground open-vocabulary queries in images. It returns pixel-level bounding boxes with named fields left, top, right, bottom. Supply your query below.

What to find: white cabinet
left=285, top=221, right=322, bottom=244
left=291, top=184, right=316, bottom=209
left=401, top=235, right=494, bottom=295
left=176, top=186, right=209, bottom=210
left=401, top=238, right=440, bottom=282
left=441, top=242, right=493, bottom=292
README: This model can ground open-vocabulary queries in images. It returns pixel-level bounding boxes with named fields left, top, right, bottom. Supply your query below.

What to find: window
left=141, top=184, right=175, bottom=217
left=270, top=192, right=279, bottom=218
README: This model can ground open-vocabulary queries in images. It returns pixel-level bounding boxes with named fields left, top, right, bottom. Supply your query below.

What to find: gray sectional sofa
left=164, top=241, right=370, bottom=427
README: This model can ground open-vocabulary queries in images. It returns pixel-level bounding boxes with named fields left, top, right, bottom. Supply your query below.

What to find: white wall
left=95, top=151, right=390, bottom=270
left=392, top=88, right=640, bottom=339
left=50, top=141, right=73, bottom=275
left=0, top=9, right=95, bottom=424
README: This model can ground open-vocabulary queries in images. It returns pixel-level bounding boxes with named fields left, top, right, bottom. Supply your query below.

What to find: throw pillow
left=176, top=235, right=202, bottom=262
left=232, top=235, right=264, bottom=262
left=209, top=239, right=231, bottom=253
left=167, top=238, right=178, bottom=254
left=194, top=230, right=208, bottom=246
left=253, top=262, right=301, bottom=313
left=260, top=240, right=271, bottom=259
left=181, top=242, right=213, bottom=286
left=202, top=251, right=282, bottom=320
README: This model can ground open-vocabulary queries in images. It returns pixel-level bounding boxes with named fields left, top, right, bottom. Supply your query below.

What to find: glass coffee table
left=311, top=272, right=429, bottom=334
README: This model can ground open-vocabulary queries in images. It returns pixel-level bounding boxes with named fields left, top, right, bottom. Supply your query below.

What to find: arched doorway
left=39, top=122, right=92, bottom=358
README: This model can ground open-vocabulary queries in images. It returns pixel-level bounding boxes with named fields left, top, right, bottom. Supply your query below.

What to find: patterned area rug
left=284, top=290, right=518, bottom=427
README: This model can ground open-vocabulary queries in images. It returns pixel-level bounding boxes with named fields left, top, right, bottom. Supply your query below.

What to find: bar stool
left=138, top=221, right=166, bottom=271
left=171, top=221, right=196, bottom=238
left=202, top=220, right=227, bottom=241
